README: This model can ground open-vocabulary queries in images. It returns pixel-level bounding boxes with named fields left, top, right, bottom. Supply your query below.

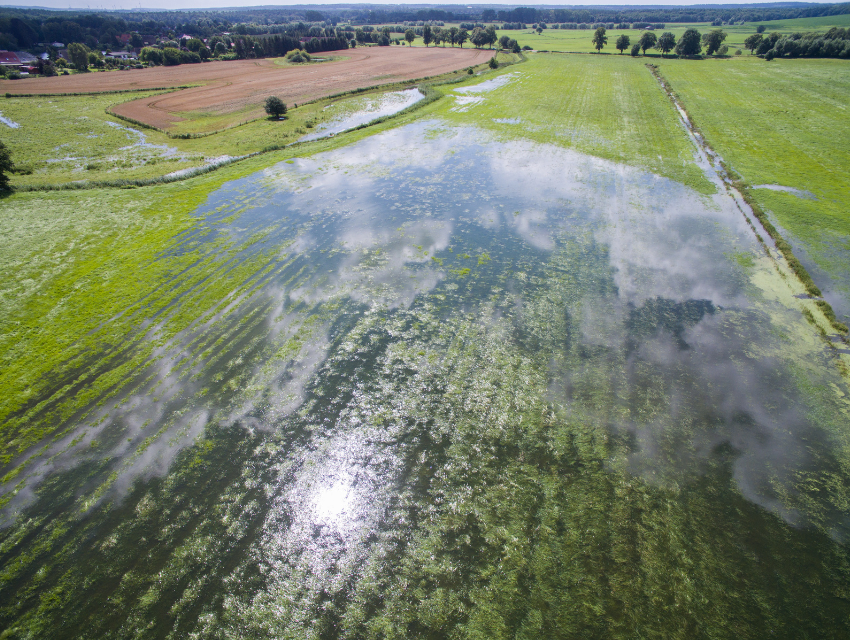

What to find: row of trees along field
left=591, top=27, right=731, bottom=56
left=485, top=4, right=850, bottom=26
left=139, top=32, right=349, bottom=66
left=744, top=27, right=850, bottom=59
left=588, top=25, right=850, bottom=59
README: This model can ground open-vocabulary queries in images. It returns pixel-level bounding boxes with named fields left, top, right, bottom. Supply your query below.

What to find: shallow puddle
left=0, top=111, right=20, bottom=128
left=2, top=119, right=849, bottom=637
left=299, top=88, right=425, bottom=142
left=752, top=183, right=818, bottom=199
left=451, top=72, right=518, bottom=112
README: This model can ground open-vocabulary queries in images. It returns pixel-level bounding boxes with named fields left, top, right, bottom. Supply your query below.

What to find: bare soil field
left=1, top=47, right=489, bottom=130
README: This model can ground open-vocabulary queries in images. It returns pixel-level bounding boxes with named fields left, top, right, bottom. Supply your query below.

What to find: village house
left=0, top=50, right=21, bottom=70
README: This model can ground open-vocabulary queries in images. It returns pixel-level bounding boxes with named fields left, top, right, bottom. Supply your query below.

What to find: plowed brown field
left=1, top=47, right=489, bottom=130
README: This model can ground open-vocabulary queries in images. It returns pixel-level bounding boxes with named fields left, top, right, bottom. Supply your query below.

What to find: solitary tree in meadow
left=423, top=26, right=433, bottom=47
left=639, top=31, right=657, bottom=55
left=264, top=96, right=287, bottom=118
left=701, top=29, right=727, bottom=55
left=499, top=35, right=511, bottom=50
left=592, top=27, right=608, bottom=52
left=457, top=29, right=469, bottom=48
left=656, top=32, right=676, bottom=56
left=616, top=34, right=630, bottom=54
left=405, top=29, right=416, bottom=46
left=675, top=28, right=702, bottom=56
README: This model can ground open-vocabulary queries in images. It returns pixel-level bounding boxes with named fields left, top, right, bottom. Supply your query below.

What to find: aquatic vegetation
left=2, top=44, right=850, bottom=639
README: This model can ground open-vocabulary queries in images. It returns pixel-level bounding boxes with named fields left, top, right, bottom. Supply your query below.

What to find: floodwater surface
left=2, top=119, right=850, bottom=638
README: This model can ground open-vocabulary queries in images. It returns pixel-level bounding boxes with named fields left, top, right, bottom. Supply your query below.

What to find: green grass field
left=657, top=56, right=850, bottom=302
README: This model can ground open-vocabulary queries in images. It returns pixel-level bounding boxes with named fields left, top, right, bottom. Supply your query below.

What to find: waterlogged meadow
left=2, top=61, right=850, bottom=638
left=657, top=56, right=850, bottom=319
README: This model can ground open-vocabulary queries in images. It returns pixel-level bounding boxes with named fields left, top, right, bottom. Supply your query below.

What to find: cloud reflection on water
left=3, top=120, right=844, bottom=545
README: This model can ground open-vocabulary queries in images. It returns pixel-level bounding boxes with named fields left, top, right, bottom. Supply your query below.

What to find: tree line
left=138, top=33, right=349, bottom=67
left=490, top=4, right=850, bottom=27
left=593, top=27, right=732, bottom=57
left=744, top=26, right=850, bottom=59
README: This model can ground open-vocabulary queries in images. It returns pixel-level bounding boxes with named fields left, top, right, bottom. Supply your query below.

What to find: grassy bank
left=657, top=56, right=850, bottom=311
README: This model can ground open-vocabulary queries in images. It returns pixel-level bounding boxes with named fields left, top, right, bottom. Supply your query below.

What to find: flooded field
left=300, top=88, right=426, bottom=142
left=2, top=87, right=850, bottom=636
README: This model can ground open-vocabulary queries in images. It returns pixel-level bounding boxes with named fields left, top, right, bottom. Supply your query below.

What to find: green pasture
left=762, top=13, right=850, bottom=30
left=433, top=53, right=714, bottom=193
left=657, top=56, right=850, bottom=301
left=0, top=91, right=211, bottom=185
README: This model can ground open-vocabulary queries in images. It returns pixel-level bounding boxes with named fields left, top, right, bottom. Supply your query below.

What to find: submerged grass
left=2, top=46, right=850, bottom=640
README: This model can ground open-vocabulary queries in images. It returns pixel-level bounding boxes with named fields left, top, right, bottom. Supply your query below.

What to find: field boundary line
left=4, top=84, right=200, bottom=98
left=648, top=63, right=849, bottom=346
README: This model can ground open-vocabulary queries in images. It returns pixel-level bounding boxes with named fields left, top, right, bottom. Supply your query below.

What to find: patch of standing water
left=164, top=154, right=244, bottom=179
left=105, top=120, right=180, bottom=156
left=0, top=111, right=20, bottom=128
left=2, top=119, right=849, bottom=638
left=493, top=117, right=521, bottom=124
left=752, top=184, right=817, bottom=200
left=451, top=72, right=518, bottom=112
left=299, top=88, right=425, bottom=142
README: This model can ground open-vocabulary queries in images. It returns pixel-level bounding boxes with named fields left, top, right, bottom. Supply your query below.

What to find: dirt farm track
left=1, top=47, right=489, bottom=130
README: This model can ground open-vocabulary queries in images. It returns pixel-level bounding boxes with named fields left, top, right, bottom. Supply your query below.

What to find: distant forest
left=0, top=3, right=848, bottom=53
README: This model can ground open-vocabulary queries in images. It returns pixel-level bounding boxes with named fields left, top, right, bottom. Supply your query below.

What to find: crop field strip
left=0, top=56, right=516, bottom=190
left=0, top=47, right=489, bottom=132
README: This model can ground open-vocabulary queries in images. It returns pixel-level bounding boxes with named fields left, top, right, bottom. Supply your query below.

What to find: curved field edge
left=3, top=56, right=517, bottom=191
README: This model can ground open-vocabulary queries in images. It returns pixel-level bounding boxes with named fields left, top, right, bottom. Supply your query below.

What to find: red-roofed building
left=0, top=51, right=22, bottom=69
